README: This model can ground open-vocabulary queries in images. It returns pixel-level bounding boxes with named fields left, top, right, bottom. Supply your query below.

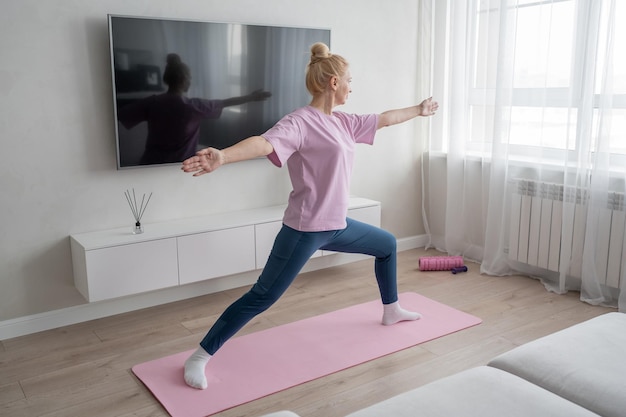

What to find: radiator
left=508, top=179, right=624, bottom=289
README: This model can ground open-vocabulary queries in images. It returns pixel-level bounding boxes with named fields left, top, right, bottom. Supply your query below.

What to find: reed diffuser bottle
left=124, top=189, right=152, bottom=234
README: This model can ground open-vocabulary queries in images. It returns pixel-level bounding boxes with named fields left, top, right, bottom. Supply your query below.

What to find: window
left=439, top=0, right=626, bottom=164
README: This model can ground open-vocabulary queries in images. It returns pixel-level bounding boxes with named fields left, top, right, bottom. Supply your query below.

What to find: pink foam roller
left=419, top=256, right=464, bottom=271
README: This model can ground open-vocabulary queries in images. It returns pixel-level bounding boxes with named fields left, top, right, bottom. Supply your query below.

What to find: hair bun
left=166, top=53, right=183, bottom=66
left=310, top=42, right=331, bottom=64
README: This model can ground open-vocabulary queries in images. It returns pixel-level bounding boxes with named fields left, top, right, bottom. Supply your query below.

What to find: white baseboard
left=397, top=234, right=428, bottom=252
left=0, top=236, right=426, bottom=340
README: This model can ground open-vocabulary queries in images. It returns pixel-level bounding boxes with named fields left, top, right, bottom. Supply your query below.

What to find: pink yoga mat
left=132, top=292, right=481, bottom=417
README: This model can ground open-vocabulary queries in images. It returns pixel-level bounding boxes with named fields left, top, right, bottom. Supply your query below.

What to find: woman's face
left=334, top=69, right=352, bottom=105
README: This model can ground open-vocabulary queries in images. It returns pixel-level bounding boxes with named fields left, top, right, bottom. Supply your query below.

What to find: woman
left=181, top=42, right=438, bottom=390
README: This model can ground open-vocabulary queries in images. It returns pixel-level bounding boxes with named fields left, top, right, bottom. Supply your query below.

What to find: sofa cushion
left=345, top=366, right=599, bottom=417
left=488, top=312, right=626, bottom=417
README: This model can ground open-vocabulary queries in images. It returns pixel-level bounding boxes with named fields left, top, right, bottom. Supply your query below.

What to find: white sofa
left=261, top=312, right=626, bottom=417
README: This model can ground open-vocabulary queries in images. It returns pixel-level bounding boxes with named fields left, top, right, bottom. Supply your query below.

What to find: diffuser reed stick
left=124, top=189, right=152, bottom=234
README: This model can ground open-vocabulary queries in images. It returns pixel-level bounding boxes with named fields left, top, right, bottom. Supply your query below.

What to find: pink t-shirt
left=262, top=106, right=378, bottom=231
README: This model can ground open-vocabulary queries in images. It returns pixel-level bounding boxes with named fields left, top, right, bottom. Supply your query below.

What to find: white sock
left=184, top=346, right=211, bottom=389
left=382, top=301, right=422, bottom=326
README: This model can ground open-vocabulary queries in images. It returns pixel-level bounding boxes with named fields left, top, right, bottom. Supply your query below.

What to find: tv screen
left=107, top=15, right=330, bottom=169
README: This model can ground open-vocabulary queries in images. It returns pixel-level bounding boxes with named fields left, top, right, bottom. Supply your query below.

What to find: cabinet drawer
left=84, top=238, right=178, bottom=302
left=178, top=226, right=256, bottom=284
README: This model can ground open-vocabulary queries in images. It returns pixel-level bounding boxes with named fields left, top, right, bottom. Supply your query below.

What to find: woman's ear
left=329, top=76, right=338, bottom=90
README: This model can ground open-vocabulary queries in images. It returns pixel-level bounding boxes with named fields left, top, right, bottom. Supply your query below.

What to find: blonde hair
left=305, top=42, right=349, bottom=95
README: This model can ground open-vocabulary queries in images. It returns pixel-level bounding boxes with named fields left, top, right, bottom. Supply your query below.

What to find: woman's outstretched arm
left=221, top=89, right=272, bottom=107
left=377, top=97, right=439, bottom=130
left=181, top=135, right=274, bottom=176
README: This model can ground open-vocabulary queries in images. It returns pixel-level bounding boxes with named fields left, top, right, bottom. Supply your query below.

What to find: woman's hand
left=248, top=89, right=272, bottom=102
left=181, top=147, right=225, bottom=176
left=418, top=97, right=439, bottom=116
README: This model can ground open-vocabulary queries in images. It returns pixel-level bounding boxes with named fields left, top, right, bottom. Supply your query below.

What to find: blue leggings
left=199, top=218, right=398, bottom=355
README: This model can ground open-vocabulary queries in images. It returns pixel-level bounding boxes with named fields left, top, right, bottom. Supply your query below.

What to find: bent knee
left=370, top=229, right=396, bottom=260
left=379, top=230, right=397, bottom=252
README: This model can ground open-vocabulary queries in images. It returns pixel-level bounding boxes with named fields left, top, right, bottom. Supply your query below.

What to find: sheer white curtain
left=261, top=28, right=317, bottom=125
left=422, top=0, right=626, bottom=311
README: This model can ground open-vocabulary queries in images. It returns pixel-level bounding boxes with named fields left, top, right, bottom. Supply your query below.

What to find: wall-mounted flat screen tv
left=108, top=15, right=330, bottom=169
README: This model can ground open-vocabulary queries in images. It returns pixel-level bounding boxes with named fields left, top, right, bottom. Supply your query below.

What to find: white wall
left=0, top=0, right=428, bottom=325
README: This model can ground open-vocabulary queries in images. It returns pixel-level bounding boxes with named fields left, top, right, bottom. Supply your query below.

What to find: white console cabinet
left=178, top=226, right=256, bottom=285
left=70, top=197, right=381, bottom=302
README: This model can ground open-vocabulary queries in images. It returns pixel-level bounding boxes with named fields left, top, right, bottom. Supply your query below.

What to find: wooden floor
left=0, top=248, right=617, bottom=417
